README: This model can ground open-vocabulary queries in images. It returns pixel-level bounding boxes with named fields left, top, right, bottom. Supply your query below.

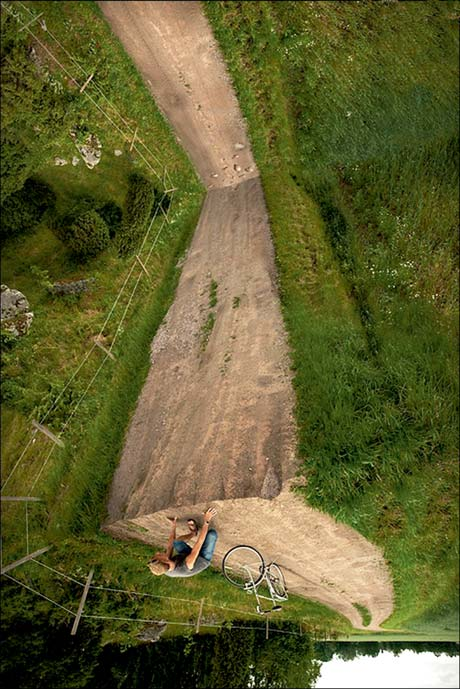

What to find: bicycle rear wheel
left=222, top=545, right=264, bottom=589
left=267, top=563, right=288, bottom=600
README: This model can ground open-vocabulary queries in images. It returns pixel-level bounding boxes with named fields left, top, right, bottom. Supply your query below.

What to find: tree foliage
left=0, top=178, right=56, bottom=240
left=117, top=173, right=157, bottom=255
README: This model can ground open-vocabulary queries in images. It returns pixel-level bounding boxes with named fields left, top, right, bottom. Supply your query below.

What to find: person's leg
left=173, top=540, right=192, bottom=555
left=199, top=529, right=217, bottom=562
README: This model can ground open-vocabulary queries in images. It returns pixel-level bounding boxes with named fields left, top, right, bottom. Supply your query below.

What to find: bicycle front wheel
left=268, top=563, right=288, bottom=600
left=222, top=545, right=264, bottom=589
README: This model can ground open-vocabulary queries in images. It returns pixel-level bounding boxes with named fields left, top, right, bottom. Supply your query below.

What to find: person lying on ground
left=148, top=507, right=217, bottom=577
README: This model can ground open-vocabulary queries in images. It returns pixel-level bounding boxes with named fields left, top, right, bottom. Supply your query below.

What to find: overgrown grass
left=204, top=0, right=459, bottom=635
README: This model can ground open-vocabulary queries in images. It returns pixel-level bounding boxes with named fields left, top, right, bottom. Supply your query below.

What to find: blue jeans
left=173, top=528, right=217, bottom=562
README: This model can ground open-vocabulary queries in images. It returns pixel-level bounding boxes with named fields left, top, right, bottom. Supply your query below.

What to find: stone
left=234, top=142, right=245, bottom=150
left=51, top=277, right=96, bottom=296
left=54, top=157, right=68, bottom=166
left=74, top=133, right=102, bottom=169
left=1, top=284, right=34, bottom=337
left=136, top=621, right=167, bottom=643
left=72, top=156, right=80, bottom=166
left=233, top=164, right=242, bottom=172
left=114, top=149, right=123, bottom=156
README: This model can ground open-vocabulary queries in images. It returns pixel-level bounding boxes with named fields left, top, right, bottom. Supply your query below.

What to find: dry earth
left=99, top=0, right=393, bottom=630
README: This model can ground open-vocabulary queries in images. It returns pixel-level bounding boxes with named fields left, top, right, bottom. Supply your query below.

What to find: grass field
left=0, top=0, right=350, bottom=643
left=204, top=0, right=459, bottom=637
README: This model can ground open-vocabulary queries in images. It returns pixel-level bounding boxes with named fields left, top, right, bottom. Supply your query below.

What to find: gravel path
left=99, top=0, right=393, bottom=630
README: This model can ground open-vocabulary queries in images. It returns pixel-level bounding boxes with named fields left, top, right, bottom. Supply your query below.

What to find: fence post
left=265, top=617, right=269, bottom=640
left=94, top=339, right=116, bottom=361
left=1, top=546, right=51, bottom=575
left=79, top=72, right=94, bottom=93
left=196, top=598, right=204, bottom=634
left=71, top=568, right=94, bottom=635
left=130, top=126, right=138, bottom=152
left=32, top=420, right=64, bottom=447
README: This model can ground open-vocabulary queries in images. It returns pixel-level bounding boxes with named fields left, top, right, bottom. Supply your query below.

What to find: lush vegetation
left=204, top=0, right=459, bottom=635
left=0, top=0, right=350, bottom=665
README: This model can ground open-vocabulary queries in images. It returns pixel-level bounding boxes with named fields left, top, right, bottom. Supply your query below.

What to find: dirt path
left=99, top=0, right=393, bottom=630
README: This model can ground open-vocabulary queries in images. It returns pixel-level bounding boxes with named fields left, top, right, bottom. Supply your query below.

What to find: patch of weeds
left=200, top=312, right=216, bottom=351
left=232, top=295, right=241, bottom=309
left=209, top=279, right=218, bottom=308
left=353, top=602, right=371, bottom=627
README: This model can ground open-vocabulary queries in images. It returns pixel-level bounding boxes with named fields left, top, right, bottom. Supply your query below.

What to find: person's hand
left=167, top=516, right=178, bottom=523
left=203, top=507, right=217, bottom=524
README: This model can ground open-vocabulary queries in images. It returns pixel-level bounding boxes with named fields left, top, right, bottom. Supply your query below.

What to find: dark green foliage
left=66, top=210, right=110, bottom=260
left=117, top=173, right=157, bottom=255
left=0, top=178, right=56, bottom=240
left=0, top=15, right=77, bottom=204
left=98, top=200, right=123, bottom=239
left=0, top=610, right=320, bottom=689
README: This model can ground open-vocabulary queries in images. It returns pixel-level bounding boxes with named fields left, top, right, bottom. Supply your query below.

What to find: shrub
left=98, top=200, right=122, bottom=239
left=0, top=178, right=56, bottom=240
left=118, top=173, right=156, bottom=255
left=66, top=210, right=110, bottom=260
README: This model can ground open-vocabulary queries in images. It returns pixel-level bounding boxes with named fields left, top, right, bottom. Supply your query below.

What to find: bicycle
left=222, top=545, right=288, bottom=615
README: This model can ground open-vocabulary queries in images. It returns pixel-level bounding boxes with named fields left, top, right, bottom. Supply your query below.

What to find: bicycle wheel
left=267, top=563, right=288, bottom=600
left=222, top=545, right=264, bottom=589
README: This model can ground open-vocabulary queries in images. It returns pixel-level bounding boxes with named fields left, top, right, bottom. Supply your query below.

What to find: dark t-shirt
left=165, top=555, right=210, bottom=578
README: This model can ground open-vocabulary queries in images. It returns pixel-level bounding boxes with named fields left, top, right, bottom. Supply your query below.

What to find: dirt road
left=99, top=0, right=393, bottom=630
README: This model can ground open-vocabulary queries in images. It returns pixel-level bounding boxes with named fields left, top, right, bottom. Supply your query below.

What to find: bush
left=118, top=173, right=156, bottom=255
left=0, top=178, right=56, bottom=240
left=98, top=200, right=122, bottom=239
left=66, top=210, right=110, bottom=260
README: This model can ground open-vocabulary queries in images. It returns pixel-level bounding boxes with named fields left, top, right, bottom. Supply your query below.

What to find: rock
left=51, top=277, right=96, bottom=296
left=1, top=285, right=34, bottom=337
left=234, top=142, right=245, bottom=150
left=74, top=133, right=102, bottom=169
left=114, top=149, right=123, bottom=156
left=211, top=173, right=219, bottom=178
left=54, top=157, right=68, bottom=166
left=136, top=621, right=167, bottom=643
left=72, top=156, right=80, bottom=166
left=233, top=164, right=242, bottom=172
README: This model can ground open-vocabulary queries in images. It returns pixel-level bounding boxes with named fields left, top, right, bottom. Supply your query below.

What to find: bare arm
left=185, top=507, right=216, bottom=570
left=165, top=517, right=177, bottom=559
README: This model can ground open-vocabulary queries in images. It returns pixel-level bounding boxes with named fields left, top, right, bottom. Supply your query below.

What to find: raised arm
left=165, top=517, right=177, bottom=559
left=185, top=507, right=217, bottom=570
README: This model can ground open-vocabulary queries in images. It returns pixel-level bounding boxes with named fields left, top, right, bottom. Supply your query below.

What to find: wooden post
left=1, top=496, right=41, bottom=502
left=79, top=72, right=94, bottom=94
left=265, top=617, right=269, bottom=639
left=94, top=339, right=116, bottom=361
left=129, top=126, right=138, bottom=152
left=32, top=420, right=64, bottom=447
left=18, top=12, right=43, bottom=31
left=135, top=255, right=150, bottom=278
left=71, top=568, right=94, bottom=635
left=1, top=546, right=51, bottom=575
left=196, top=598, right=204, bottom=634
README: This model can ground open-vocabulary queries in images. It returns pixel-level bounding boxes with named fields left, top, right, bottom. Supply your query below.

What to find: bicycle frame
left=243, top=563, right=283, bottom=615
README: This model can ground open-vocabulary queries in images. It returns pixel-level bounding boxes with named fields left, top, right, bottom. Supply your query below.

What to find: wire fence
left=3, top=560, right=306, bottom=638
left=0, top=0, right=178, bottom=495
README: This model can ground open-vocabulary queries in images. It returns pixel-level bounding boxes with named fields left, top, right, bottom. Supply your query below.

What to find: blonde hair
left=148, top=560, right=169, bottom=576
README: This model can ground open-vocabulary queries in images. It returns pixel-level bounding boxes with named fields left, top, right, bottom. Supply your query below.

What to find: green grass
left=1, top=0, right=348, bottom=641
left=204, top=0, right=459, bottom=636
left=1, top=533, right=351, bottom=647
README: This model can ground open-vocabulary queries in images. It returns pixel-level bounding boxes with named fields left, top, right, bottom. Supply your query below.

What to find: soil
left=98, top=0, right=394, bottom=630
